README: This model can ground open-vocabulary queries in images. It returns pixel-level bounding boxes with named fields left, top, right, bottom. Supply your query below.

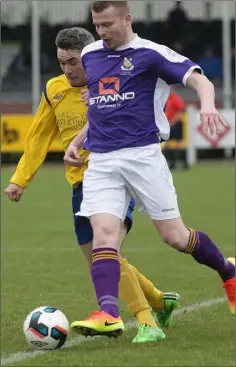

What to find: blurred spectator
left=16, top=41, right=31, bottom=72
left=166, top=1, right=188, bottom=44
left=167, top=1, right=188, bottom=29
left=196, top=46, right=222, bottom=81
left=162, top=89, right=188, bottom=170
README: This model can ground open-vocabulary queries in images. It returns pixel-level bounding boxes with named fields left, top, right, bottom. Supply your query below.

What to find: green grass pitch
left=1, top=162, right=235, bottom=366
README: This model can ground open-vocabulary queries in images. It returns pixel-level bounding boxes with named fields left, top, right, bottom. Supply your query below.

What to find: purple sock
left=91, top=248, right=120, bottom=318
left=190, top=231, right=235, bottom=281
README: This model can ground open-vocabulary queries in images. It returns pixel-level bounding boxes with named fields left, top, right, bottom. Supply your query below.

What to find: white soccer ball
left=23, top=306, right=69, bottom=350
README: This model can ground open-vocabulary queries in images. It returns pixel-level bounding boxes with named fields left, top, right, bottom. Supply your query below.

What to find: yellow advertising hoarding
left=1, top=115, right=63, bottom=153
left=1, top=114, right=188, bottom=153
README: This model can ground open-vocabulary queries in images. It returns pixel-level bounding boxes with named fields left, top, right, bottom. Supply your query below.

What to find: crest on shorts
left=121, top=57, right=134, bottom=71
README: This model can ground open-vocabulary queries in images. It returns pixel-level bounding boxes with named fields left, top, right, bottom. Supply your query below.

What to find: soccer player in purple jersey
left=5, top=26, right=180, bottom=344
left=65, top=1, right=235, bottom=338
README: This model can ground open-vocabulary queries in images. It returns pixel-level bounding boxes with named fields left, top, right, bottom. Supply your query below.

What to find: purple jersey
left=81, top=35, right=202, bottom=153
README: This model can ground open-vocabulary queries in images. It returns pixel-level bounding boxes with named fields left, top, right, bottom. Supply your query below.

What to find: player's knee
left=93, top=225, right=118, bottom=249
left=91, top=216, right=121, bottom=249
left=93, top=225, right=111, bottom=244
left=155, top=218, right=189, bottom=251
left=160, top=230, right=187, bottom=251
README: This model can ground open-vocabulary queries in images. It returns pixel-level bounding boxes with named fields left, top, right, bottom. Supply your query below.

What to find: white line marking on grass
left=1, top=297, right=226, bottom=366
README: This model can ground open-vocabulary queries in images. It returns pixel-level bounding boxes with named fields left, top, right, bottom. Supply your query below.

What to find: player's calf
left=154, top=217, right=189, bottom=251
left=154, top=219, right=235, bottom=315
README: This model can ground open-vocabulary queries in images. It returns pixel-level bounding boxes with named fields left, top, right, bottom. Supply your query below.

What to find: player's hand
left=63, top=143, right=85, bottom=167
left=200, top=107, right=228, bottom=135
left=81, top=89, right=89, bottom=106
left=4, top=183, right=24, bottom=202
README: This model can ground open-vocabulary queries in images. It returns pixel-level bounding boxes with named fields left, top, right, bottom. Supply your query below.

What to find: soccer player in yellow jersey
left=4, top=27, right=180, bottom=343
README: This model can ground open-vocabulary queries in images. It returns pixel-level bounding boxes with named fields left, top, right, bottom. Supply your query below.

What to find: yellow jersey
left=10, top=74, right=89, bottom=187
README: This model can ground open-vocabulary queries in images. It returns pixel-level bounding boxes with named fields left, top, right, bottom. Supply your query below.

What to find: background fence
left=1, top=0, right=235, bottom=163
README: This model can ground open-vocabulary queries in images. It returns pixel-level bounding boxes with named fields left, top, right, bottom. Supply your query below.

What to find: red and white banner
left=187, top=106, right=235, bottom=165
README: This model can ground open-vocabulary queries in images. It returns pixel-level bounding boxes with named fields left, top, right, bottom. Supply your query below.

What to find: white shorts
left=77, top=144, right=180, bottom=221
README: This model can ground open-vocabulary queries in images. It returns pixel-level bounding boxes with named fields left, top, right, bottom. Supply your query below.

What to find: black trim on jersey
left=43, top=85, right=51, bottom=106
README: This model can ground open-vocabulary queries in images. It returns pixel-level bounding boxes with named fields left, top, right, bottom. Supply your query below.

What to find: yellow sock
left=130, top=264, right=164, bottom=312
left=119, top=258, right=157, bottom=327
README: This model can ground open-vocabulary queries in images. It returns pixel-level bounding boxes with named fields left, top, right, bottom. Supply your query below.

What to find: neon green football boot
left=156, top=292, right=180, bottom=328
left=132, top=324, right=166, bottom=343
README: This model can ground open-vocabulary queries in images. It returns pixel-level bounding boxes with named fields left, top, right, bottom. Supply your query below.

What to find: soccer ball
left=23, top=306, right=69, bottom=350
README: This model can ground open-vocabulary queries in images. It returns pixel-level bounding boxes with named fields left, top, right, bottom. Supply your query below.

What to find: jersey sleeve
left=152, top=44, right=203, bottom=86
left=10, top=87, right=58, bottom=188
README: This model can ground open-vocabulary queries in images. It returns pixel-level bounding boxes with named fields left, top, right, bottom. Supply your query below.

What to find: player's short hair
left=91, top=1, right=129, bottom=14
left=55, top=27, right=95, bottom=52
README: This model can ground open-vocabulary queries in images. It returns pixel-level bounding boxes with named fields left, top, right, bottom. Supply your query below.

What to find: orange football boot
left=71, top=311, right=124, bottom=338
left=223, top=257, right=235, bottom=315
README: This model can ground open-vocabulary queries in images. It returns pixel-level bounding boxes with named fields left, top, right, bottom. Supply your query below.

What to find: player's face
left=57, top=48, right=86, bottom=87
left=92, top=6, right=131, bottom=49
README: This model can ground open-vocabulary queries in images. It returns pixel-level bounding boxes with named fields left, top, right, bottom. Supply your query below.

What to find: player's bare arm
left=81, top=89, right=89, bottom=106
left=63, top=123, right=89, bottom=166
left=186, top=71, right=228, bottom=135
left=71, top=122, right=89, bottom=148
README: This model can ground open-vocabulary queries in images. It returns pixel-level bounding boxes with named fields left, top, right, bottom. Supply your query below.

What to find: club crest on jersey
left=53, top=94, right=63, bottom=101
left=121, top=57, right=134, bottom=71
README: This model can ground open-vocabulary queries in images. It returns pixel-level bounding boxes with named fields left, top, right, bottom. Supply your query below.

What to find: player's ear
left=125, top=13, right=131, bottom=26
